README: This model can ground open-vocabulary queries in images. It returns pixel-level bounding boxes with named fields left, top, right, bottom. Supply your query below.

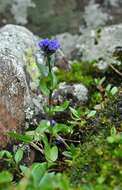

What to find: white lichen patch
left=11, top=0, right=36, bottom=25
left=73, top=84, right=88, bottom=102
left=9, top=83, right=18, bottom=95
left=84, top=0, right=109, bottom=29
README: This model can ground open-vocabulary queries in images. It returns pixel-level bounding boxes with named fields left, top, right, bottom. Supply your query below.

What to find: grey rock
left=56, top=24, right=122, bottom=72
left=54, top=33, right=79, bottom=70
left=82, top=0, right=109, bottom=30
left=0, top=24, right=37, bottom=61
left=0, top=51, right=30, bottom=148
left=53, top=82, right=88, bottom=107
left=0, top=24, right=41, bottom=147
left=11, top=0, right=36, bottom=25
left=56, top=33, right=79, bottom=59
left=77, top=24, right=122, bottom=70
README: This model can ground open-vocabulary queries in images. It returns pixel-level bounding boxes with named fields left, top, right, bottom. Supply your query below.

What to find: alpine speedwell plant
left=35, top=38, right=71, bottom=162
left=38, top=38, right=70, bottom=121
left=38, top=38, right=60, bottom=121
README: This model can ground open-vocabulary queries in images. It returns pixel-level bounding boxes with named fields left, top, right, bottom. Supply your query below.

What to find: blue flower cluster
left=38, top=38, right=60, bottom=55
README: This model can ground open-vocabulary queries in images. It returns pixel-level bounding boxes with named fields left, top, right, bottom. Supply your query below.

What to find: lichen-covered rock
left=78, top=24, right=122, bottom=70
left=53, top=82, right=88, bottom=107
left=0, top=52, right=30, bottom=148
left=56, top=33, right=79, bottom=60
left=0, top=24, right=39, bottom=148
left=0, top=24, right=37, bottom=61
left=11, top=0, right=36, bottom=25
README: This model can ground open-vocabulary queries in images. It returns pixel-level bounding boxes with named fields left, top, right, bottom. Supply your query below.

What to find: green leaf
left=105, top=84, right=112, bottom=92
left=31, top=163, right=47, bottom=186
left=107, top=136, right=115, bottom=143
left=69, top=107, right=80, bottom=119
left=42, top=134, right=49, bottom=148
left=99, top=77, right=106, bottom=86
left=111, top=127, right=117, bottom=136
left=110, top=86, right=118, bottom=96
left=0, top=171, right=13, bottom=184
left=50, top=146, right=58, bottom=162
left=45, top=146, right=58, bottom=162
left=52, top=101, right=69, bottom=112
left=52, top=72, right=58, bottom=89
left=87, top=110, right=96, bottom=118
left=36, top=120, right=50, bottom=134
left=14, top=148, right=24, bottom=164
left=62, top=151, right=72, bottom=159
left=8, top=132, right=33, bottom=143
left=52, top=123, right=71, bottom=136
left=38, top=172, right=55, bottom=188
left=37, top=64, right=48, bottom=77
left=39, top=79, right=50, bottom=96
left=97, top=176, right=105, bottom=184
left=0, top=150, right=12, bottom=159
left=20, top=165, right=29, bottom=175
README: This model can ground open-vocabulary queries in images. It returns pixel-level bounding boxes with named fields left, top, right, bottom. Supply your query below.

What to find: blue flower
left=38, top=38, right=60, bottom=55
left=50, top=119, right=56, bottom=127
left=54, top=139, right=63, bottom=145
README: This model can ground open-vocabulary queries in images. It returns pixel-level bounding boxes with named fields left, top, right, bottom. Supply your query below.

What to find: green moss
left=57, top=61, right=95, bottom=87
left=69, top=130, right=122, bottom=189
left=67, top=92, right=122, bottom=189
left=90, top=91, right=103, bottom=105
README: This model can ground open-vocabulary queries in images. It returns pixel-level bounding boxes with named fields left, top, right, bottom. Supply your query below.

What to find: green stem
left=47, top=56, right=53, bottom=120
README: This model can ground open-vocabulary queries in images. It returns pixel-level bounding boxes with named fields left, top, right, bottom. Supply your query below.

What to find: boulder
left=77, top=24, right=122, bottom=70
left=0, top=24, right=38, bottom=147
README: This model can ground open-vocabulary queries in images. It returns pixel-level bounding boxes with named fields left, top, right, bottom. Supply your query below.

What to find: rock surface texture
left=0, top=24, right=37, bottom=147
left=53, top=82, right=88, bottom=107
left=78, top=24, right=122, bottom=61
left=0, top=0, right=122, bottom=36
left=57, top=24, right=122, bottom=71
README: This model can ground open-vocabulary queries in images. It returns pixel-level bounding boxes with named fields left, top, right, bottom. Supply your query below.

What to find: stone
left=56, top=33, right=79, bottom=59
left=53, top=82, right=88, bottom=107
left=0, top=52, right=30, bottom=148
left=54, top=33, right=79, bottom=71
left=77, top=24, right=122, bottom=70
left=0, top=24, right=39, bottom=147
left=11, top=0, right=36, bottom=25
left=0, top=24, right=37, bottom=61
left=82, top=0, right=109, bottom=30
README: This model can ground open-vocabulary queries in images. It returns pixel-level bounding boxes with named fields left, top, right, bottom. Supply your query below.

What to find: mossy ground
left=67, top=92, right=122, bottom=189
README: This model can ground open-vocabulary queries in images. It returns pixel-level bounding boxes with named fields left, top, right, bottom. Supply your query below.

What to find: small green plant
left=36, top=38, right=71, bottom=162
left=105, top=84, right=118, bottom=98
left=69, top=107, right=96, bottom=129
left=92, top=77, right=118, bottom=109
